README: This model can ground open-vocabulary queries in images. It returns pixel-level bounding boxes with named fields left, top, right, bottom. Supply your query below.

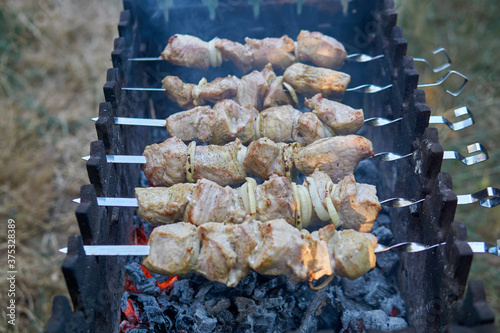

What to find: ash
left=121, top=160, right=407, bottom=332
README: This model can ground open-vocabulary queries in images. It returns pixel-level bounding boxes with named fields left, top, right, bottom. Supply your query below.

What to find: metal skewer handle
left=346, top=70, right=468, bottom=96
left=365, top=106, right=474, bottom=131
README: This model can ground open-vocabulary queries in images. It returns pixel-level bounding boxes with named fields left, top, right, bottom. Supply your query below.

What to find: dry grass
left=0, top=1, right=121, bottom=331
left=0, top=1, right=498, bottom=332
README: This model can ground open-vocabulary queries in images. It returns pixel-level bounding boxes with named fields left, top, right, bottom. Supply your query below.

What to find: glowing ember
left=158, top=276, right=178, bottom=292
left=140, top=265, right=153, bottom=278
left=134, top=226, right=148, bottom=245
left=120, top=299, right=139, bottom=332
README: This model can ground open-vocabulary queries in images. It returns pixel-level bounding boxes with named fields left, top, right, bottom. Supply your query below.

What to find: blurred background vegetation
left=0, top=0, right=498, bottom=331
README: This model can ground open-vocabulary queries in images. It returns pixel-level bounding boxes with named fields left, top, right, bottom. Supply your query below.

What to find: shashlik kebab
left=142, top=135, right=373, bottom=187
left=113, top=97, right=363, bottom=146
left=161, top=63, right=350, bottom=109
left=158, top=30, right=347, bottom=72
left=142, top=218, right=377, bottom=287
left=136, top=169, right=381, bottom=233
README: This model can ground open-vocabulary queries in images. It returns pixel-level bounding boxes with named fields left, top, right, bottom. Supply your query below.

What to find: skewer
left=364, top=106, right=474, bottom=131
left=72, top=187, right=500, bottom=209
left=372, top=143, right=488, bottom=165
left=81, top=143, right=488, bottom=166
left=92, top=106, right=474, bottom=131
left=121, top=69, right=468, bottom=96
left=59, top=239, right=500, bottom=256
left=130, top=48, right=451, bottom=73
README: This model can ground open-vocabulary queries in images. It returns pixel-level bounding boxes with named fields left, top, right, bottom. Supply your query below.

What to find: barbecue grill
left=45, top=1, right=498, bottom=332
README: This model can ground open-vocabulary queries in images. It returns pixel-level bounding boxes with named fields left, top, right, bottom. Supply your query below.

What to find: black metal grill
left=45, top=1, right=496, bottom=332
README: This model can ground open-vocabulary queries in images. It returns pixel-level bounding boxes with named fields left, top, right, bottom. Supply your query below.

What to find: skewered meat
left=284, top=63, right=351, bottom=100
left=135, top=170, right=381, bottom=232
left=305, top=93, right=363, bottom=135
left=296, top=30, right=347, bottom=69
left=166, top=100, right=258, bottom=145
left=244, top=35, right=296, bottom=71
left=160, top=31, right=347, bottom=72
left=292, top=135, right=374, bottom=182
left=143, top=218, right=377, bottom=287
left=162, top=64, right=351, bottom=110
left=164, top=99, right=363, bottom=146
left=142, top=135, right=371, bottom=187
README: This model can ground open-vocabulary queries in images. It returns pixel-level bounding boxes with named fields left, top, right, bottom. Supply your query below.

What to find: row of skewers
left=71, top=30, right=499, bottom=288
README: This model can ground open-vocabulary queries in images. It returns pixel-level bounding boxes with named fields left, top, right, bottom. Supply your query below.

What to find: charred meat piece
left=161, top=34, right=210, bottom=70
left=143, top=218, right=377, bottom=287
left=245, top=35, right=296, bottom=71
left=292, top=136, right=374, bottom=182
left=305, top=93, right=364, bottom=135
left=284, top=63, right=350, bottom=100
left=296, top=30, right=347, bottom=69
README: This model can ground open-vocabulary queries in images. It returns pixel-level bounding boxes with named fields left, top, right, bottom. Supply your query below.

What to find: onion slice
left=186, top=141, right=196, bottom=183
left=297, top=184, right=312, bottom=228
left=246, top=177, right=257, bottom=217
left=283, top=81, right=299, bottom=106
left=208, top=37, right=222, bottom=67
left=305, top=177, right=330, bottom=221
left=326, top=182, right=341, bottom=227
left=292, top=183, right=302, bottom=229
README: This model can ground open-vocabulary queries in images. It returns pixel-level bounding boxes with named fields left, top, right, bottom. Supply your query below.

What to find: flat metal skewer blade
left=122, top=87, right=166, bottom=92
left=428, top=107, right=474, bottom=131
left=92, top=117, right=166, bottom=127
left=442, top=143, right=488, bottom=165
left=73, top=197, right=139, bottom=207
left=128, top=57, right=162, bottom=61
left=59, top=245, right=150, bottom=256
left=456, top=187, right=500, bottom=208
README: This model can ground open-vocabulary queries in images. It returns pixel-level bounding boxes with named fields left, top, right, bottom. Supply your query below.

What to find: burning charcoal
left=195, top=283, right=213, bottom=301
left=216, top=309, right=235, bottom=326
left=353, top=159, right=380, bottom=186
left=376, top=251, right=399, bottom=273
left=125, top=262, right=160, bottom=295
left=371, top=225, right=393, bottom=245
left=171, top=279, right=194, bottom=304
left=176, top=314, right=196, bottom=332
left=232, top=271, right=257, bottom=297
left=380, top=295, right=406, bottom=318
left=387, top=316, right=408, bottom=330
left=136, top=294, right=159, bottom=308
left=205, top=297, right=231, bottom=315
left=258, top=296, right=284, bottom=309
left=234, top=317, right=254, bottom=333
left=373, top=210, right=391, bottom=228
left=253, top=276, right=289, bottom=299
left=234, top=297, right=257, bottom=321
left=126, top=328, right=152, bottom=333
left=341, top=277, right=367, bottom=300
left=280, top=295, right=296, bottom=319
left=194, top=307, right=218, bottom=332
left=143, top=306, right=170, bottom=331
left=253, top=313, right=277, bottom=333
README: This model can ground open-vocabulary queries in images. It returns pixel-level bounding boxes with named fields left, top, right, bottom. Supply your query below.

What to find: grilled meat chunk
left=332, top=174, right=382, bottom=233
left=161, top=76, right=196, bottom=109
left=296, top=30, right=347, bottom=69
left=191, top=139, right=247, bottom=186
left=245, top=35, right=296, bottom=71
left=166, top=100, right=258, bottom=145
left=192, top=76, right=240, bottom=106
left=135, top=184, right=195, bottom=225
left=143, top=222, right=199, bottom=276
left=184, top=179, right=247, bottom=225
left=143, top=219, right=377, bottom=287
left=258, top=105, right=302, bottom=143
left=284, top=63, right=350, bottom=100
left=142, top=137, right=188, bottom=187
left=161, top=34, right=210, bottom=69
left=215, top=38, right=253, bottom=73
left=243, top=138, right=289, bottom=180
left=305, top=93, right=364, bottom=135
left=292, top=136, right=374, bottom=182
left=263, top=75, right=295, bottom=108
left=255, top=175, right=296, bottom=225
